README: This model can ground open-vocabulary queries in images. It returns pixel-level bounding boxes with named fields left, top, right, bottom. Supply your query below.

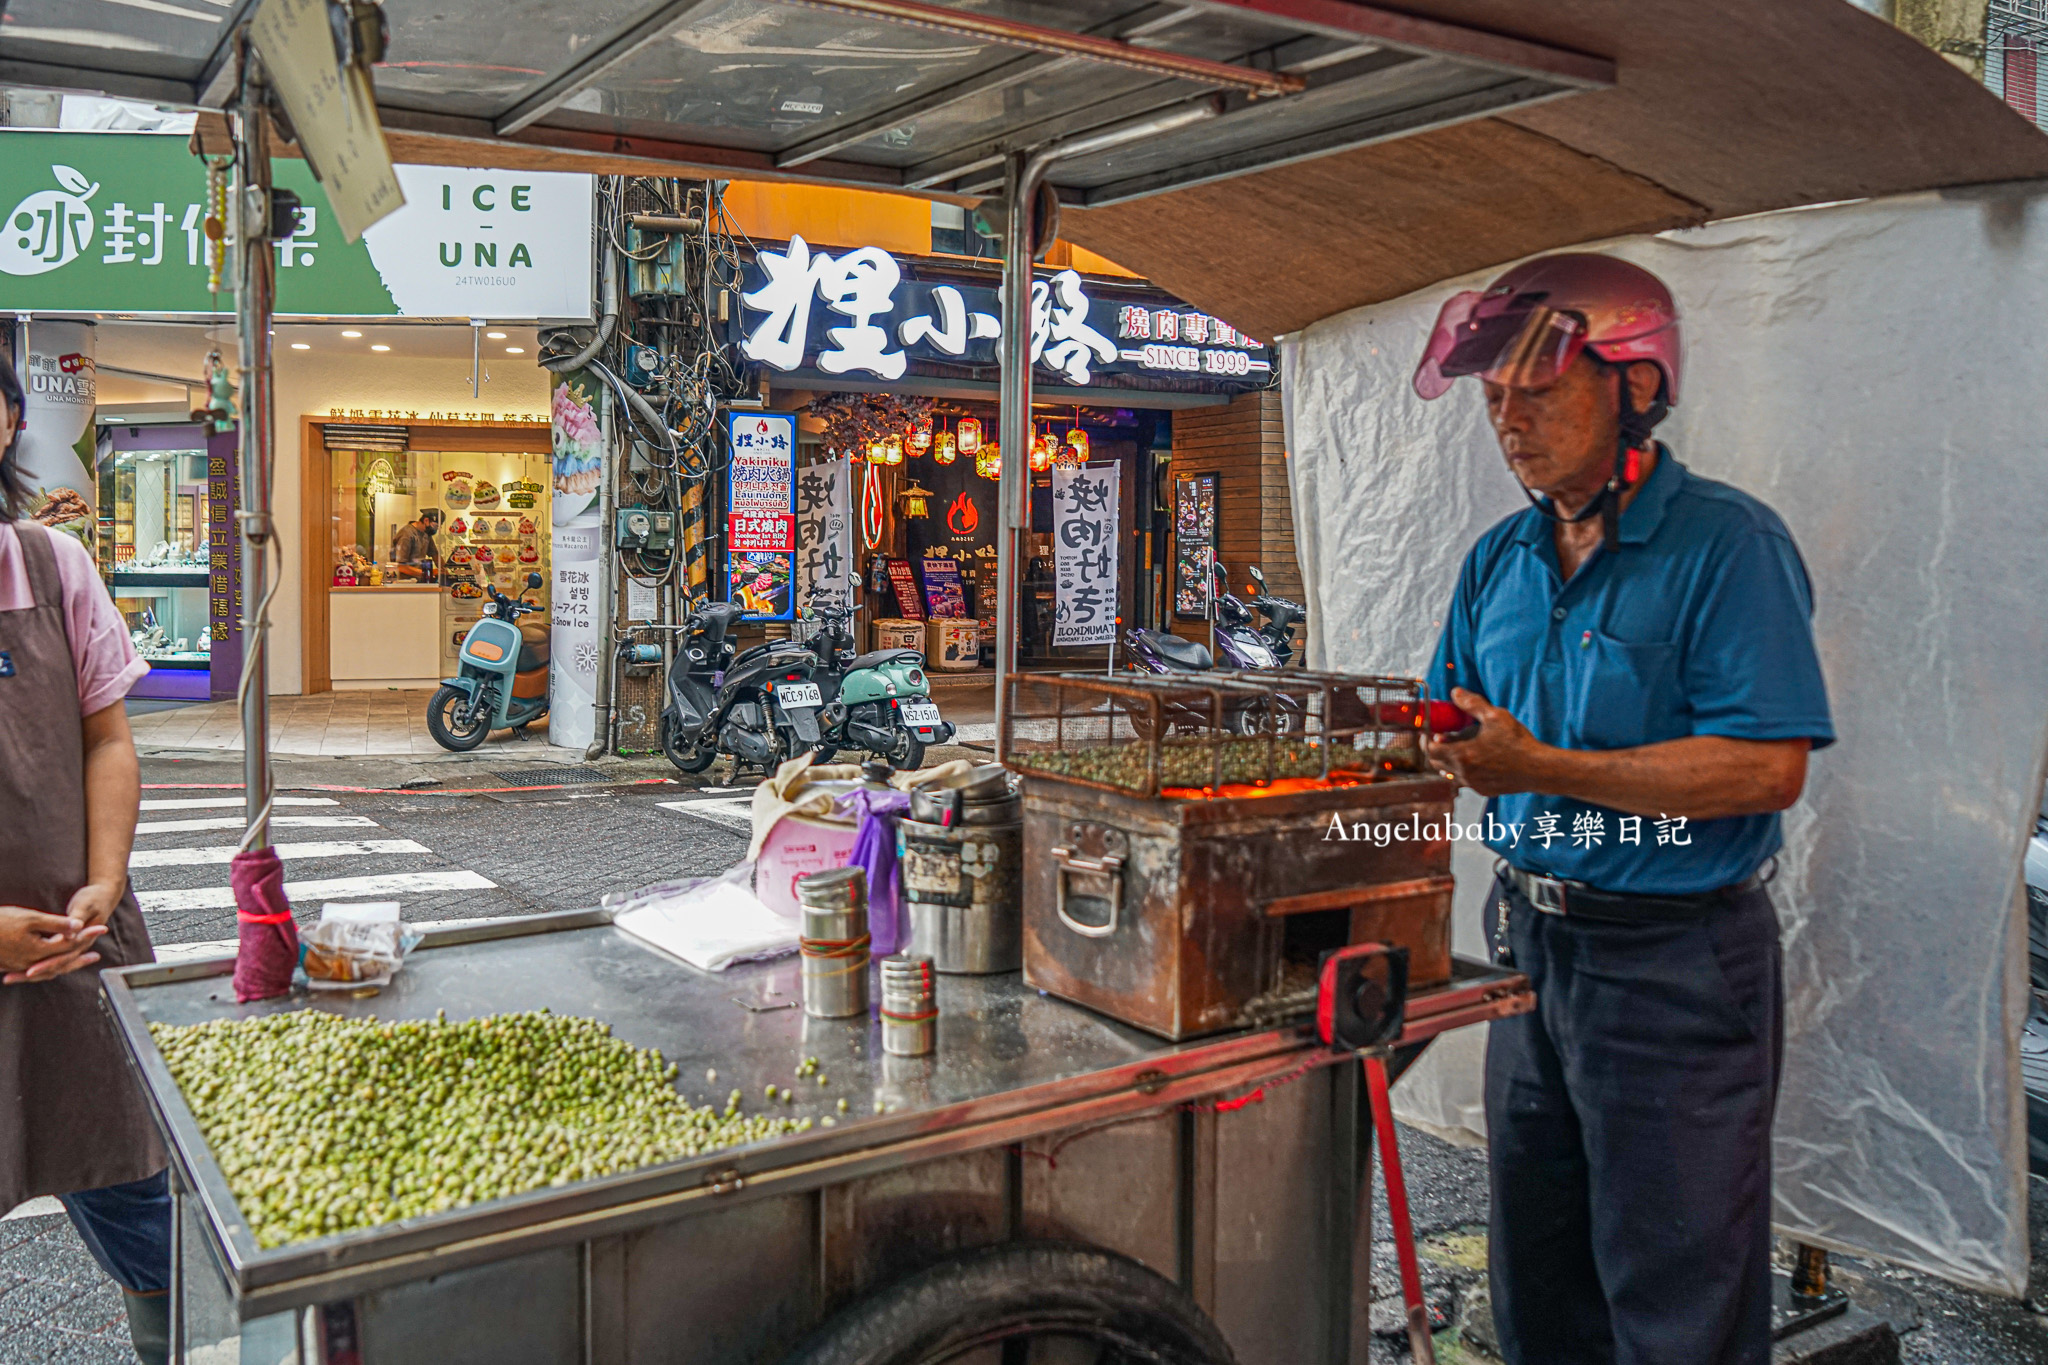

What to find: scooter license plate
left=899, top=700, right=942, bottom=726
left=778, top=683, right=823, bottom=709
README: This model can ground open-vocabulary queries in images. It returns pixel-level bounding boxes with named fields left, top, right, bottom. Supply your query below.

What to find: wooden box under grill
left=1020, top=772, right=1456, bottom=1041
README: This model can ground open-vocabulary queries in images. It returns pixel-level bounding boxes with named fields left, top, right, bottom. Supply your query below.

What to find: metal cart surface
left=106, top=910, right=1530, bottom=1365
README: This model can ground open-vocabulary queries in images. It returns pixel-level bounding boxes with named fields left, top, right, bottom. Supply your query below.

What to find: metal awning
left=1, top=0, right=1609, bottom=210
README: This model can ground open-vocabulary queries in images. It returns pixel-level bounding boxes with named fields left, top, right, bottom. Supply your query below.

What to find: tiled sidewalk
left=127, top=690, right=576, bottom=760
left=0, top=1207, right=133, bottom=1364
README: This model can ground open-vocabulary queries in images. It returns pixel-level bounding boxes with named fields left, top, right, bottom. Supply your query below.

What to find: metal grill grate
left=490, top=767, right=619, bottom=787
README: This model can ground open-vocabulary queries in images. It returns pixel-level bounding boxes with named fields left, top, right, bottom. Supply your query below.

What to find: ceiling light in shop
left=290, top=342, right=310, bottom=350
left=486, top=331, right=507, bottom=340
left=504, top=346, right=525, bottom=354
left=341, top=330, right=363, bottom=338
left=370, top=344, right=391, bottom=352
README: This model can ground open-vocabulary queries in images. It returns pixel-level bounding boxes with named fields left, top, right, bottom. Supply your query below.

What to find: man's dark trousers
left=1486, top=871, right=1783, bottom=1365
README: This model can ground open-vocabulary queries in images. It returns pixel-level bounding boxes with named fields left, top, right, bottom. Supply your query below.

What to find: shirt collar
left=1508, top=444, right=1683, bottom=548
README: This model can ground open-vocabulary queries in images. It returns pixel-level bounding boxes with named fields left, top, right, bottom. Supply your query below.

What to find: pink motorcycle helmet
left=1413, top=253, right=1682, bottom=408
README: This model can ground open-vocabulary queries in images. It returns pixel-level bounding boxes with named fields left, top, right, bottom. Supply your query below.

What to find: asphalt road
left=7, top=744, right=2047, bottom=1363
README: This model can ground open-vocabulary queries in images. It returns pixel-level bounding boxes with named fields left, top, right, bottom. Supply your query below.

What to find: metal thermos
left=898, top=765, right=1023, bottom=974
left=798, top=867, right=870, bottom=1019
left=880, top=954, right=937, bottom=1056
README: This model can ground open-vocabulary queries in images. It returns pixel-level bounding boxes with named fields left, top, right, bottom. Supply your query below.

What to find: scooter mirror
left=1249, top=565, right=1267, bottom=591
left=526, top=571, right=543, bottom=589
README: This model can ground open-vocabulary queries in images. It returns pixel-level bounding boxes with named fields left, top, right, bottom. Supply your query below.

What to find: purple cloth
left=231, top=847, right=300, bottom=1002
left=841, top=788, right=912, bottom=956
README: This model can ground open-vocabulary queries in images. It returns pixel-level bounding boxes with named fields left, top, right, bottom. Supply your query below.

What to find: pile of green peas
left=150, top=1009, right=809, bottom=1248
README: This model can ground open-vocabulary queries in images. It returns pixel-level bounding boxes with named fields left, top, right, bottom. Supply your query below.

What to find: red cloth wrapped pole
left=231, top=846, right=299, bottom=1002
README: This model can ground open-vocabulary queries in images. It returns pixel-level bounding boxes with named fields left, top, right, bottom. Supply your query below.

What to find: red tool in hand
left=1374, top=700, right=1479, bottom=743
left=1318, top=945, right=1436, bottom=1364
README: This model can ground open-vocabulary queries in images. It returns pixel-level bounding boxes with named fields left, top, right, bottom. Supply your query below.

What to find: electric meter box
left=622, top=344, right=662, bottom=388
left=616, top=506, right=676, bottom=553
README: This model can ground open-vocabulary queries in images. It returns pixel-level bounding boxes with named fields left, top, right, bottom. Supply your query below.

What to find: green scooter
left=798, top=588, right=953, bottom=769
left=428, top=572, right=550, bottom=751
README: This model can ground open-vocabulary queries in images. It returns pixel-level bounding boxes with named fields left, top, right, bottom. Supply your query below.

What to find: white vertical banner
left=1051, top=461, right=1120, bottom=647
left=548, top=369, right=607, bottom=751
left=794, top=457, right=853, bottom=615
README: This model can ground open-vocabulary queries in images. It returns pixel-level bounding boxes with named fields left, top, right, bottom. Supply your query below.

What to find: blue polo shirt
left=1425, top=449, right=1833, bottom=894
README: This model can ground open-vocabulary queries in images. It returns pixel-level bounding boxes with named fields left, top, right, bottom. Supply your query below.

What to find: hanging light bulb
left=907, top=415, right=932, bottom=455
left=933, top=427, right=957, bottom=465
left=956, top=415, right=983, bottom=455
left=883, top=434, right=904, bottom=466
left=1029, top=426, right=1052, bottom=473
left=900, top=480, right=934, bottom=519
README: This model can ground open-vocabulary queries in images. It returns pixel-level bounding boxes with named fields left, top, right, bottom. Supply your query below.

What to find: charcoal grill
left=1005, top=671, right=1462, bottom=1041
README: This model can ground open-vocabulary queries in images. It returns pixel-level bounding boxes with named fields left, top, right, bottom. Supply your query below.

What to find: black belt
left=1499, top=863, right=1763, bottom=924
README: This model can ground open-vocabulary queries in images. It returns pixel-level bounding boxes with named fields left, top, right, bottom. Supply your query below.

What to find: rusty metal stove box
left=1005, top=672, right=1459, bottom=1041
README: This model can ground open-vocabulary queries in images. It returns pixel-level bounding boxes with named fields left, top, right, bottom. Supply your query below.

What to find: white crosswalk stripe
left=137, top=869, right=497, bottom=914
left=137, top=814, right=378, bottom=835
left=139, top=796, right=340, bottom=811
left=657, top=798, right=753, bottom=831
left=128, top=839, right=431, bottom=869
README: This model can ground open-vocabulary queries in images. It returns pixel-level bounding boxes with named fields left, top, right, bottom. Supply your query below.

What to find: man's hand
left=1423, top=688, right=1554, bottom=797
left=66, top=879, right=126, bottom=930
left=0, top=905, right=107, bottom=980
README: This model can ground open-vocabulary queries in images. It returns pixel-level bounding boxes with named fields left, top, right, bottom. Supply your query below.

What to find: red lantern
left=1029, top=429, right=1053, bottom=473
left=1065, top=428, right=1090, bottom=463
left=907, top=415, right=932, bottom=455
left=957, top=415, right=983, bottom=455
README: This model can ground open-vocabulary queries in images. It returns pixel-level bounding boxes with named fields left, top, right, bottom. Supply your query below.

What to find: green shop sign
left=0, top=131, right=595, bottom=320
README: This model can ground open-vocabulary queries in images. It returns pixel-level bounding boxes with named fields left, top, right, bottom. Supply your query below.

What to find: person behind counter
left=1412, top=254, right=1833, bottom=1365
left=0, top=360, right=172, bottom=1364
left=391, top=507, right=442, bottom=581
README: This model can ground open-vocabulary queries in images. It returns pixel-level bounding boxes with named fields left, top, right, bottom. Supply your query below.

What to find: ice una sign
left=437, top=181, right=539, bottom=270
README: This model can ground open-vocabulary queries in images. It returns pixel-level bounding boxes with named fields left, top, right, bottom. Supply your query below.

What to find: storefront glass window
left=326, top=446, right=551, bottom=673
left=98, top=444, right=212, bottom=672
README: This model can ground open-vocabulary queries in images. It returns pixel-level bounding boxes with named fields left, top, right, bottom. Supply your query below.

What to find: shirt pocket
left=1570, top=629, right=1680, bottom=750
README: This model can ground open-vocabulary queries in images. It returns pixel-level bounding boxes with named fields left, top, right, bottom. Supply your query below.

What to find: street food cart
left=14, top=0, right=2048, bottom=1336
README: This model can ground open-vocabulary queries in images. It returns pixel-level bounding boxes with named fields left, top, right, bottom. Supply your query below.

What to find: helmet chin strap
left=1518, top=363, right=1665, bottom=553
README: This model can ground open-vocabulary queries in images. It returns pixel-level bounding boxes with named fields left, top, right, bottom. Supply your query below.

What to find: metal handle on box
left=1052, top=845, right=1124, bottom=938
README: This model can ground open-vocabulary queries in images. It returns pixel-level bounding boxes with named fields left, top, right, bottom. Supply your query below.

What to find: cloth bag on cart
left=1281, top=187, right=2048, bottom=1297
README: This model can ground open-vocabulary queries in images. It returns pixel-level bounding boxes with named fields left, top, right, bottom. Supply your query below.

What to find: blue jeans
left=59, top=1170, right=171, bottom=1295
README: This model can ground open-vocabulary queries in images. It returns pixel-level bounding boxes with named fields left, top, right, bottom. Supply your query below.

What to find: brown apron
left=0, top=521, right=165, bottom=1210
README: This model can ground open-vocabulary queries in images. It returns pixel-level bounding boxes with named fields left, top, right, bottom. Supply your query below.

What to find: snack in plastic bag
left=302, top=902, right=422, bottom=991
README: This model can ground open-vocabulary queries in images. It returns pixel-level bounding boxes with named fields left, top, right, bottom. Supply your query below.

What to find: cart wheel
left=780, top=1241, right=1237, bottom=1365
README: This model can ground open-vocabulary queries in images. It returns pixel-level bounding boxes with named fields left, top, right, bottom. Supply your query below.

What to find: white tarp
left=1282, top=186, right=2048, bottom=1296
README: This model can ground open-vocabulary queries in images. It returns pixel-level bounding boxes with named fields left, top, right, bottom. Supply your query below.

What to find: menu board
left=886, top=559, right=926, bottom=620
left=726, top=413, right=797, bottom=620
left=919, top=557, right=968, bottom=618
left=1173, top=473, right=1218, bottom=620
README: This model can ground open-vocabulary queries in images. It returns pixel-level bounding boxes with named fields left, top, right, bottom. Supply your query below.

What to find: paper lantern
left=907, top=416, right=932, bottom=454
left=883, top=434, right=904, bottom=465
left=1065, top=428, right=1090, bottom=464
left=933, top=429, right=957, bottom=464
left=957, top=415, right=983, bottom=455
left=1029, top=430, right=1053, bottom=473
left=975, top=440, right=1001, bottom=479
left=900, top=481, right=933, bottom=519
left=865, top=439, right=886, bottom=464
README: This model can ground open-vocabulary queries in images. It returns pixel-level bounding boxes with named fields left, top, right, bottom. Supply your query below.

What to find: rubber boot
left=122, top=1288, right=169, bottom=1365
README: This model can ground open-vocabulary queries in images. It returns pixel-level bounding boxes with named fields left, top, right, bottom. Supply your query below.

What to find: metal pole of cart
left=233, top=54, right=278, bottom=853
left=993, top=100, right=1219, bottom=761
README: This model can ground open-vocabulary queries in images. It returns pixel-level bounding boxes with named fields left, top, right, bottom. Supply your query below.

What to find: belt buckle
left=1526, top=872, right=1568, bottom=916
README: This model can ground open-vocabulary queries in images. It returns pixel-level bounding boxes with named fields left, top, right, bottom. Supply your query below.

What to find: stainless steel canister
left=798, top=866, right=869, bottom=1019
left=880, top=954, right=937, bottom=1057
left=897, top=776, right=1023, bottom=974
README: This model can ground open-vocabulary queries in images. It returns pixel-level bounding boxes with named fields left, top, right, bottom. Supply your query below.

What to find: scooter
left=795, top=584, right=954, bottom=769
left=1122, top=563, right=1302, bottom=734
left=428, top=571, right=549, bottom=751
left=660, top=599, right=837, bottom=777
left=1244, top=564, right=1306, bottom=666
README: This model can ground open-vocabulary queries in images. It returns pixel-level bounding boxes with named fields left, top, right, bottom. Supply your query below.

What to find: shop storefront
left=728, top=236, right=1281, bottom=670
left=1, top=127, right=595, bottom=699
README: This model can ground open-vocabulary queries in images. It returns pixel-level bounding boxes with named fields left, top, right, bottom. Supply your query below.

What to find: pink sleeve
left=49, top=531, right=149, bottom=715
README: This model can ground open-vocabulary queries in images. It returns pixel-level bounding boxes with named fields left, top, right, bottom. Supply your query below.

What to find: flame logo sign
left=947, top=491, right=979, bottom=535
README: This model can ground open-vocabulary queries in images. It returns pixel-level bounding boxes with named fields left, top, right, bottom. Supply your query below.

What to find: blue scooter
left=428, top=572, right=549, bottom=751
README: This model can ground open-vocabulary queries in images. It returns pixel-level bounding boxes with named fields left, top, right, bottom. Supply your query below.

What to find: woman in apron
left=0, top=362, right=170, bottom=1365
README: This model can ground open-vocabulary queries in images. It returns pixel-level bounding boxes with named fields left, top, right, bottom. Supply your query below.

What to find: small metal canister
left=798, top=866, right=869, bottom=1019
left=880, top=954, right=937, bottom=1057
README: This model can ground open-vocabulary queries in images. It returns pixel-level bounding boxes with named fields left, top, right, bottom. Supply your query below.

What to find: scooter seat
left=517, top=621, right=550, bottom=672
left=1144, top=631, right=1212, bottom=670
left=849, top=648, right=924, bottom=671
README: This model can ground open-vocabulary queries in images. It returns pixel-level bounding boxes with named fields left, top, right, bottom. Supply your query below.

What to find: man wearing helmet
left=1415, top=254, right=1833, bottom=1364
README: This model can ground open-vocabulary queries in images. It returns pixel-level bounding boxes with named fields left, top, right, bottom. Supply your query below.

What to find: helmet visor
left=1414, top=292, right=1590, bottom=400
